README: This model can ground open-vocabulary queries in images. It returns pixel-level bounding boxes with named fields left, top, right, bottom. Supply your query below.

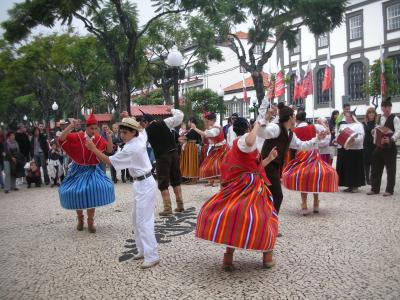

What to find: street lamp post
left=217, top=87, right=225, bottom=126
left=167, top=45, right=183, bottom=109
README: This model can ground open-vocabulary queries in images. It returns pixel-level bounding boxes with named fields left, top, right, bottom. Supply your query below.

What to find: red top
left=221, top=139, right=270, bottom=185
left=292, top=124, right=316, bottom=141
left=209, top=126, right=225, bottom=144
left=61, top=131, right=108, bottom=165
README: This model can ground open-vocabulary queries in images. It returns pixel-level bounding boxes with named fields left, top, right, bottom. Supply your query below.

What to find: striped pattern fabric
left=282, top=149, right=338, bottom=193
left=180, top=141, right=199, bottom=178
left=199, top=144, right=227, bottom=180
left=59, top=163, right=115, bottom=210
left=196, top=173, right=278, bottom=251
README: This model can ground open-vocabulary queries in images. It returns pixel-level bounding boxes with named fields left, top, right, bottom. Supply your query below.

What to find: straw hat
left=119, top=117, right=142, bottom=131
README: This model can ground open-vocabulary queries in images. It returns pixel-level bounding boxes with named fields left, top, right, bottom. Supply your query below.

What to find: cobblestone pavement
left=1, top=162, right=400, bottom=300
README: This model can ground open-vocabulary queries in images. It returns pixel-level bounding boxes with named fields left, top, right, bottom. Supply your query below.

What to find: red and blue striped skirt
left=282, top=149, right=338, bottom=193
left=59, top=163, right=115, bottom=210
left=196, top=172, right=278, bottom=251
left=199, top=144, right=227, bottom=180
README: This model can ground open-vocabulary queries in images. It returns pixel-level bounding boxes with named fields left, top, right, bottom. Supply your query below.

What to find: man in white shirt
left=85, top=117, right=159, bottom=269
left=367, top=98, right=400, bottom=196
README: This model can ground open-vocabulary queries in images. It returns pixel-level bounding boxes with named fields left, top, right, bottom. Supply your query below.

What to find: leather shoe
left=367, top=191, right=379, bottom=195
left=383, top=192, right=393, bottom=197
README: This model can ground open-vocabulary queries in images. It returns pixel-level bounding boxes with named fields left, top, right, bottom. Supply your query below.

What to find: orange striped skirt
left=180, top=141, right=199, bottom=178
left=196, top=172, right=278, bottom=251
left=199, top=144, right=227, bottom=180
left=282, top=149, right=338, bottom=193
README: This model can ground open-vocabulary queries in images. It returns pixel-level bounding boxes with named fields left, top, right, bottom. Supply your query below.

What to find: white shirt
left=256, top=120, right=318, bottom=151
left=109, top=131, right=152, bottom=177
left=237, top=133, right=257, bottom=153
left=379, top=114, right=400, bottom=142
left=337, top=122, right=364, bottom=150
left=227, top=126, right=237, bottom=148
left=204, top=124, right=225, bottom=146
left=296, top=122, right=330, bottom=150
left=163, top=109, right=184, bottom=129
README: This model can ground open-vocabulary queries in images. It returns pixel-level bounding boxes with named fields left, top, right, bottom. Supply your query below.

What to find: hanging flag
left=301, top=58, right=313, bottom=98
left=293, top=60, right=302, bottom=101
left=380, top=44, right=386, bottom=98
left=322, top=48, right=332, bottom=92
left=242, top=75, right=249, bottom=103
left=275, top=59, right=285, bottom=98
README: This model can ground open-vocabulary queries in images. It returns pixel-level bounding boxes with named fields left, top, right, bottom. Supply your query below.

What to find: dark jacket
left=15, top=132, right=31, bottom=160
left=30, top=134, right=50, bottom=160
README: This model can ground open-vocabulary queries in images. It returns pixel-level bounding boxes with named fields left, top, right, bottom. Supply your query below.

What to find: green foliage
left=133, top=89, right=165, bottom=105
left=363, top=59, right=399, bottom=99
left=184, top=88, right=225, bottom=117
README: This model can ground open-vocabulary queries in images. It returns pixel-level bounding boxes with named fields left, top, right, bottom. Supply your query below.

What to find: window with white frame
left=387, top=3, right=400, bottom=30
left=291, top=32, right=301, bottom=54
left=349, top=14, right=362, bottom=40
left=317, top=33, right=328, bottom=48
left=242, top=101, right=249, bottom=117
left=231, top=101, right=239, bottom=115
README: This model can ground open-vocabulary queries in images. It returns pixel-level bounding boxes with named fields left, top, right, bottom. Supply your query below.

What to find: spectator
left=26, top=161, right=42, bottom=188
left=4, top=131, right=25, bottom=193
left=15, top=124, right=31, bottom=162
left=30, top=127, right=50, bottom=185
left=0, top=129, right=4, bottom=189
left=363, top=107, right=377, bottom=185
left=48, top=140, right=64, bottom=187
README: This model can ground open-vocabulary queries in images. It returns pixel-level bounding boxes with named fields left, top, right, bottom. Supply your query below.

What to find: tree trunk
left=73, top=91, right=83, bottom=119
left=116, top=66, right=131, bottom=115
left=162, top=82, right=172, bottom=105
left=251, top=71, right=266, bottom=105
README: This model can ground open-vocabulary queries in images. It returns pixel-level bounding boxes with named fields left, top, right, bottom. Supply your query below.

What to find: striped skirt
left=199, top=144, right=227, bottom=180
left=282, top=149, right=338, bottom=193
left=59, top=163, right=115, bottom=210
left=180, top=141, right=199, bottom=178
left=196, top=173, right=279, bottom=251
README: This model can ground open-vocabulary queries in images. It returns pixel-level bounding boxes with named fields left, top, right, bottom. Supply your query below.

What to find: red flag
left=301, top=59, right=313, bottom=98
left=275, top=70, right=285, bottom=97
left=293, top=61, right=302, bottom=101
left=380, top=44, right=386, bottom=97
left=242, top=78, right=249, bottom=103
left=322, top=50, right=332, bottom=92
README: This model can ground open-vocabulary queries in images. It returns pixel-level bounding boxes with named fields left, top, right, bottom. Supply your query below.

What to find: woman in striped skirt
left=196, top=118, right=279, bottom=271
left=180, top=118, right=202, bottom=183
left=191, top=112, right=227, bottom=187
left=58, top=114, right=115, bottom=233
left=282, top=112, right=338, bottom=215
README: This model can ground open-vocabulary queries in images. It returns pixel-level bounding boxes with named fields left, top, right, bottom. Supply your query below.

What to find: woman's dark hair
left=233, top=117, right=249, bottom=136
left=278, top=106, right=294, bottom=123
left=296, top=111, right=307, bottom=122
left=188, top=117, right=198, bottom=125
left=205, top=112, right=216, bottom=121
left=6, top=131, right=15, bottom=138
left=330, top=110, right=339, bottom=122
left=32, top=127, right=40, bottom=135
left=119, top=125, right=138, bottom=137
left=277, top=102, right=285, bottom=110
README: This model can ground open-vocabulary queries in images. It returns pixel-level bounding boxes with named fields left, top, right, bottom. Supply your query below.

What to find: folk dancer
left=58, top=114, right=115, bottom=233
left=196, top=118, right=279, bottom=271
left=139, top=108, right=185, bottom=216
left=282, top=112, right=338, bottom=215
left=191, top=112, right=227, bottom=187
left=86, top=117, right=159, bottom=269
left=335, top=111, right=365, bottom=193
left=367, top=98, right=400, bottom=196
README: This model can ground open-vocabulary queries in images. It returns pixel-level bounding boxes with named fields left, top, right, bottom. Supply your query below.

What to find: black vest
left=381, top=114, right=396, bottom=148
left=146, top=121, right=177, bottom=159
left=261, top=123, right=293, bottom=166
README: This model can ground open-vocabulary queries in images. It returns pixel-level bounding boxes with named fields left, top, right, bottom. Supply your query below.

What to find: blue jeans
left=34, top=153, right=49, bottom=184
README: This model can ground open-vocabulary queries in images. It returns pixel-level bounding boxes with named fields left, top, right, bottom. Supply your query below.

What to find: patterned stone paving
left=0, top=161, right=399, bottom=299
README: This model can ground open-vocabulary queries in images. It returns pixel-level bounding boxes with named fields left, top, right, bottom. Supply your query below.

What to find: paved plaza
left=1, top=162, right=400, bottom=300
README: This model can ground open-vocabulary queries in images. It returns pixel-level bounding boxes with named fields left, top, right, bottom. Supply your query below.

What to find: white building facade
left=282, top=0, right=400, bottom=118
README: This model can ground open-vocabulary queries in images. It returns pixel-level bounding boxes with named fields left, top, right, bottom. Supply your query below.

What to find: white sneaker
left=133, top=253, right=144, bottom=260
left=140, top=259, right=160, bottom=269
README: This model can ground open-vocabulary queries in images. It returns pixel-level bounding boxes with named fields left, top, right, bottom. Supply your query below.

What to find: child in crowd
left=48, top=140, right=64, bottom=187
left=26, top=161, right=41, bottom=188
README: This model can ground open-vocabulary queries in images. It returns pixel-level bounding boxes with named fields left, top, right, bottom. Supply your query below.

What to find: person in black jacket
left=0, top=129, right=5, bottom=189
left=15, top=124, right=31, bottom=162
left=30, top=127, right=50, bottom=185
left=363, top=107, right=377, bottom=185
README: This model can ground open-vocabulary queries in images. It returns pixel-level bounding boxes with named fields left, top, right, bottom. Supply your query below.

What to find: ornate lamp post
left=166, top=45, right=183, bottom=109
left=217, top=87, right=225, bottom=126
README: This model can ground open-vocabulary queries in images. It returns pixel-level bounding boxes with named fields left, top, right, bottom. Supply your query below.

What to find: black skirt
left=336, top=148, right=365, bottom=188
